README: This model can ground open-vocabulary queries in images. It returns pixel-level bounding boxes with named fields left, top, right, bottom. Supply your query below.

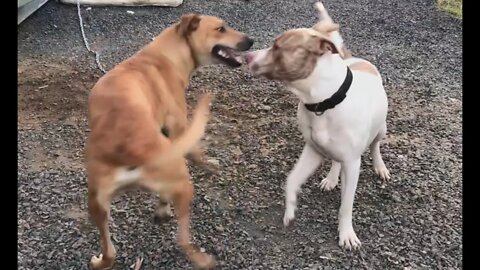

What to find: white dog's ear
left=324, top=22, right=340, bottom=32
left=309, top=36, right=339, bottom=55
left=318, top=37, right=339, bottom=55
left=177, top=14, right=201, bottom=36
left=313, top=22, right=340, bottom=33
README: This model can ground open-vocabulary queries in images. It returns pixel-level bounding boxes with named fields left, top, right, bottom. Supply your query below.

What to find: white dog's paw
left=320, top=177, right=338, bottom=191
left=283, top=207, right=296, bottom=227
left=338, top=227, right=361, bottom=250
left=374, top=165, right=391, bottom=180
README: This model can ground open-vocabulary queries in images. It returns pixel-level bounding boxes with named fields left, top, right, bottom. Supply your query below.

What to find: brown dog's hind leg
left=174, top=180, right=216, bottom=269
left=88, top=188, right=116, bottom=270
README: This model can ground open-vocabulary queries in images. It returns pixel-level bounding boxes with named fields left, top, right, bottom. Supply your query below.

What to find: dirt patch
left=65, top=206, right=88, bottom=220
left=18, top=58, right=98, bottom=126
left=23, top=142, right=51, bottom=172
left=22, top=142, right=84, bottom=173
left=18, top=58, right=90, bottom=173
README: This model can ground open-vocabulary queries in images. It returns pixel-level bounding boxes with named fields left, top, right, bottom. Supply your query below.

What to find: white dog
left=244, top=2, right=390, bottom=250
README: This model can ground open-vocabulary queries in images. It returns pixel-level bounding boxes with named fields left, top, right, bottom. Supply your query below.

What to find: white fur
left=116, top=167, right=142, bottom=182
left=314, top=2, right=345, bottom=56
left=112, top=167, right=142, bottom=192
left=248, top=49, right=390, bottom=250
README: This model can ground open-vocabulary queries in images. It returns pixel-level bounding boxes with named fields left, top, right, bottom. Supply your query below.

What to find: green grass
left=437, top=0, right=462, bottom=19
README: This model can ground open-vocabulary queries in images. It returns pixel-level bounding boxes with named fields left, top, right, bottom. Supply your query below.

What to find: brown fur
left=86, top=14, right=252, bottom=270
left=251, top=29, right=338, bottom=81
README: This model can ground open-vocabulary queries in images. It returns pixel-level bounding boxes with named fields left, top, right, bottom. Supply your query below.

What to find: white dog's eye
left=217, top=26, right=226, bottom=33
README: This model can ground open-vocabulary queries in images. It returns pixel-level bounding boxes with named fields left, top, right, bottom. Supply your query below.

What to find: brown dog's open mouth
left=212, top=45, right=243, bottom=67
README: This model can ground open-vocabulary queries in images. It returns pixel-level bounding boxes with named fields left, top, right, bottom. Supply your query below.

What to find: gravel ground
left=18, top=0, right=462, bottom=269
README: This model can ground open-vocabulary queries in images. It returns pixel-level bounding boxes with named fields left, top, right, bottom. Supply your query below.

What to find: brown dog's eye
left=216, top=26, right=226, bottom=33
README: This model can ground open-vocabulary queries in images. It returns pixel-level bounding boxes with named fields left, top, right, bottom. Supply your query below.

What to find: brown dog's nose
left=237, top=36, right=254, bottom=51
left=245, top=37, right=254, bottom=49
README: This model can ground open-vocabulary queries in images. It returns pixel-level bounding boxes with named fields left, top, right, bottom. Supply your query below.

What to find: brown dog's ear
left=176, top=14, right=201, bottom=36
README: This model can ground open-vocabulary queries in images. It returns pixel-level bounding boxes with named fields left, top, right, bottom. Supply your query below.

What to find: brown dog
left=86, top=14, right=253, bottom=270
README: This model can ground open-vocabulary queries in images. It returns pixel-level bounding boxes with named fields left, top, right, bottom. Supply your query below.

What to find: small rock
left=247, top=164, right=257, bottom=169
left=261, top=105, right=272, bottom=111
left=392, top=194, right=402, bottom=202
left=215, top=225, right=225, bottom=232
left=207, top=159, right=220, bottom=166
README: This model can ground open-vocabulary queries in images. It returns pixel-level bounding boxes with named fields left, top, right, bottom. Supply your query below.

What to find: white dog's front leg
left=283, top=143, right=323, bottom=227
left=338, top=158, right=362, bottom=250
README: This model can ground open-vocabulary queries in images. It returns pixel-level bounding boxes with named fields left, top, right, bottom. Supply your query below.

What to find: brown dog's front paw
left=192, top=253, right=216, bottom=270
left=197, top=91, right=213, bottom=113
left=186, top=144, right=220, bottom=175
left=199, top=158, right=220, bottom=175
left=187, top=146, right=205, bottom=162
left=90, top=254, right=114, bottom=270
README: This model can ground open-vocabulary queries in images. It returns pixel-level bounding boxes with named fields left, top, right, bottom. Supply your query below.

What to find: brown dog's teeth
left=235, top=56, right=243, bottom=64
left=218, top=50, right=228, bottom=58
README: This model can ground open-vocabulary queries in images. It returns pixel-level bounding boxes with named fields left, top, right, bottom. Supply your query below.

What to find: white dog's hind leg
left=283, top=144, right=323, bottom=227
left=320, top=161, right=341, bottom=191
left=338, top=158, right=362, bottom=250
left=370, top=123, right=390, bottom=180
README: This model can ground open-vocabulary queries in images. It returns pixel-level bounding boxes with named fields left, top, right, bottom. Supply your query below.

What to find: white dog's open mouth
left=212, top=45, right=244, bottom=67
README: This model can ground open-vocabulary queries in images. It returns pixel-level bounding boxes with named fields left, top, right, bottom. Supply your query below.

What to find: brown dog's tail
left=155, top=93, right=212, bottom=164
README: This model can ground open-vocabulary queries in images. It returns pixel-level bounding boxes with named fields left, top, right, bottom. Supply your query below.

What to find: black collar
left=304, top=67, right=353, bottom=116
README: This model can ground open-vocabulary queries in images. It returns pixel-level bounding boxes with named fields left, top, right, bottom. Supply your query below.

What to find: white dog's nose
left=244, top=52, right=255, bottom=65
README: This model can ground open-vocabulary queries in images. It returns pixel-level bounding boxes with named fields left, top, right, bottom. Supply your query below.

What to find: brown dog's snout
left=236, top=36, right=254, bottom=51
